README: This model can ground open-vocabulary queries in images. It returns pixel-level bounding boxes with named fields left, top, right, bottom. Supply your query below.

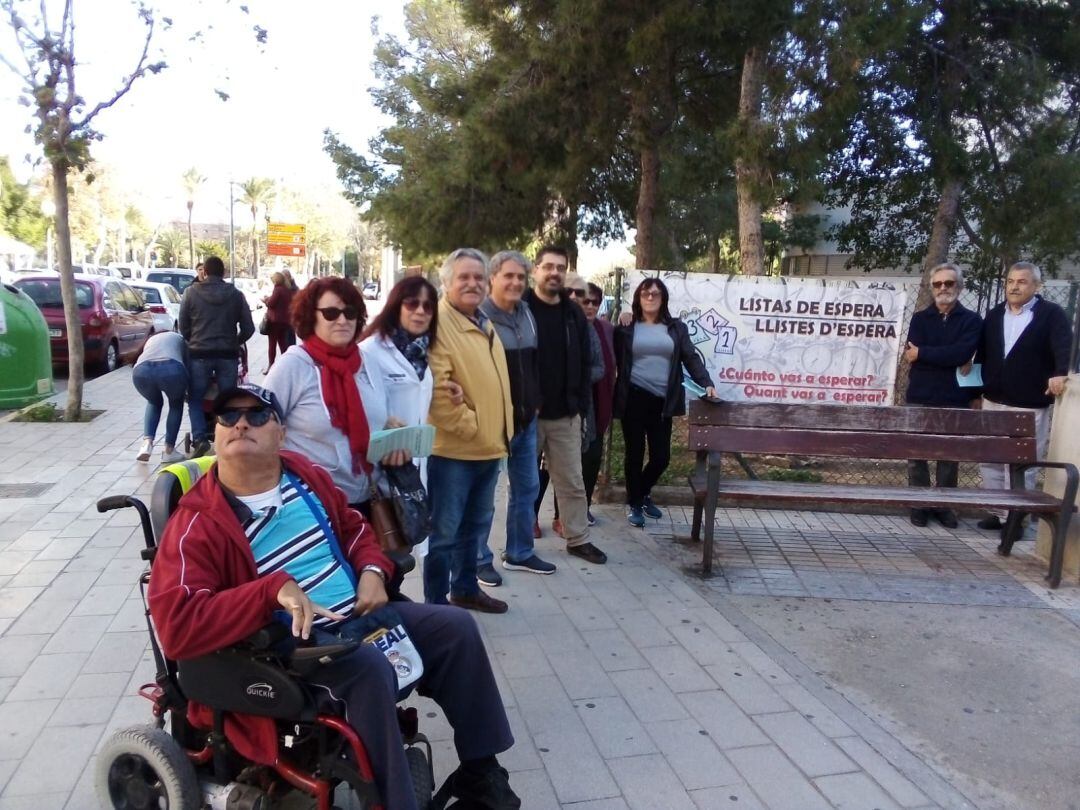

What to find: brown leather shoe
left=552, top=518, right=565, bottom=538
left=532, top=521, right=542, bottom=539
left=567, top=542, right=607, bottom=565
left=450, top=591, right=509, bottom=614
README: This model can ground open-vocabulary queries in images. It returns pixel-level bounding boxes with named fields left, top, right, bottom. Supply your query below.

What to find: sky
left=0, top=0, right=633, bottom=272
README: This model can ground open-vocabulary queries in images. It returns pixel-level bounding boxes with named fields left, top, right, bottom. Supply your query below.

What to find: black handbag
left=381, top=462, right=432, bottom=548
left=258, top=313, right=270, bottom=335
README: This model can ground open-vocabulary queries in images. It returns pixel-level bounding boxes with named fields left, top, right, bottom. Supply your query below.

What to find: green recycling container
left=0, top=281, right=54, bottom=408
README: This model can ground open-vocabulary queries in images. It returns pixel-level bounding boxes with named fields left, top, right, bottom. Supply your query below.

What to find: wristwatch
left=360, top=564, right=387, bottom=583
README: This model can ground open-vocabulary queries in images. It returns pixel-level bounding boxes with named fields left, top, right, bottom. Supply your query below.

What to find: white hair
left=930, top=262, right=964, bottom=290
left=439, top=248, right=490, bottom=289
left=489, top=250, right=531, bottom=277
left=1008, top=261, right=1042, bottom=283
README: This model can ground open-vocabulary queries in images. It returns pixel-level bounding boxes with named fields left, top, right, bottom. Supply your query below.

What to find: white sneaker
left=161, top=448, right=185, bottom=463
left=135, top=438, right=153, bottom=462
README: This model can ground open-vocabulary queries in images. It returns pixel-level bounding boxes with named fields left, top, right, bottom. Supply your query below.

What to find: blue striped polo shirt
left=241, top=474, right=356, bottom=627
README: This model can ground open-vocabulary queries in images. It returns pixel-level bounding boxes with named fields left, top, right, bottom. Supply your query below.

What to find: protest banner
left=621, top=271, right=908, bottom=406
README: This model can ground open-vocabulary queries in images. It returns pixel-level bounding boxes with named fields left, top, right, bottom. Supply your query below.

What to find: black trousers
left=306, top=601, right=513, bottom=810
left=907, top=459, right=959, bottom=490
left=621, top=386, right=672, bottom=508
left=537, top=435, right=604, bottom=519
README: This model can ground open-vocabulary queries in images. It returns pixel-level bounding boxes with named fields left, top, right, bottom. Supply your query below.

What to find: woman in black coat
left=614, top=278, right=716, bottom=527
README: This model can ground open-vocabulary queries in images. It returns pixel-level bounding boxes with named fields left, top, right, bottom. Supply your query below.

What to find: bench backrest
left=688, top=401, right=1038, bottom=464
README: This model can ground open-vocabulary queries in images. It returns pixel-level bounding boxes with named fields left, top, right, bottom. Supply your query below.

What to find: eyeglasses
left=931, top=280, right=956, bottom=289
left=582, top=298, right=601, bottom=307
left=217, top=406, right=277, bottom=428
left=402, top=297, right=434, bottom=314
left=568, top=288, right=588, bottom=298
left=316, top=305, right=360, bottom=322
left=639, top=289, right=662, bottom=299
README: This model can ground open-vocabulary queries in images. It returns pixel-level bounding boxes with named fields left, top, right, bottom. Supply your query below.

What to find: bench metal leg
left=691, top=499, right=703, bottom=543
left=1048, top=469, right=1079, bottom=588
left=998, top=512, right=1026, bottom=556
left=702, top=465, right=721, bottom=575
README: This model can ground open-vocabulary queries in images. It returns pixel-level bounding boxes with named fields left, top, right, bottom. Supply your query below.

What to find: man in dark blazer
left=903, top=263, right=983, bottom=528
left=976, top=261, right=1073, bottom=530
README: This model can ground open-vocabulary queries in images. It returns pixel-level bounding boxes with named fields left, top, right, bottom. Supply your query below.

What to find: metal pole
left=228, top=181, right=235, bottom=282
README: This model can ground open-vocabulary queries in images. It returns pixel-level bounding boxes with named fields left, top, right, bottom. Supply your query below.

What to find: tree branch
left=79, top=6, right=160, bottom=127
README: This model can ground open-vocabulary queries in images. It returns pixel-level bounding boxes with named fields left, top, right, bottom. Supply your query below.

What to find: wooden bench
left=687, top=401, right=1079, bottom=588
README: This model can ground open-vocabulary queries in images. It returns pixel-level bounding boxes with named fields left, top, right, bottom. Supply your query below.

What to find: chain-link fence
left=600, top=277, right=1079, bottom=489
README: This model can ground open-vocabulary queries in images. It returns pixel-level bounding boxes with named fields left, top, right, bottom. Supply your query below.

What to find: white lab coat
left=359, top=332, right=435, bottom=555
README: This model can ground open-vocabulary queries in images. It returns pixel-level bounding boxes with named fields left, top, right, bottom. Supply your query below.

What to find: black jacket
left=977, top=295, right=1073, bottom=409
left=613, top=318, right=715, bottom=419
left=479, top=297, right=542, bottom=432
left=524, top=289, right=591, bottom=420
left=179, top=277, right=255, bottom=359
left=904, top=302, right=982, bottom=407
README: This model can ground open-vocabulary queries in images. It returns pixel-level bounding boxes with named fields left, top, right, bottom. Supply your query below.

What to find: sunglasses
left=402, top=297, right=434, bottom=314
left=568, top=288, right=588, bottom=298
left=640, top=289, right=662, bottom=299
left=931, top=280, right=956, bottom=289
left=582, top=298, right=601, bottom=307
left=217, top=406, right=277, bottom=428
left=316, top=305, right=360, bottom=322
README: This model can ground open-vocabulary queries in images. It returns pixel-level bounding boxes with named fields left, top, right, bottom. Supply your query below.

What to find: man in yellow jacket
left=426, top=248, right=515, bottom=612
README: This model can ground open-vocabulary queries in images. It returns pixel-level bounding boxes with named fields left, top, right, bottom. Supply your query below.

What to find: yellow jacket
left=427, top=298, right=514, bottom=460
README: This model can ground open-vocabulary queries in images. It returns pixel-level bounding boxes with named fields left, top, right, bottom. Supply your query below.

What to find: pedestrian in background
left=426, top=248, right=515, bottom=613
left=179, top=255, right=255, bottom=457
left=281, top=269, right=300, bottom=346
left=262, top=271, right=296, bottom=373
left=902, top=263, right=982, bottom=528
left=614, top=277, right=716, bottom=527
left=535, top=273, right=606, bottom=533
left=976, top=261, right=1073, bottom=532
left=132, top=330, right=189, bottom=463
left=477, top=250, right=555, bottom=587
left=525, top=246, right=607, bottom=565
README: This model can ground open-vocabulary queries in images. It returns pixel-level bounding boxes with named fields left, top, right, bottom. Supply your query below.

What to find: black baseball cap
left=212, top=383, right=284, bottom=421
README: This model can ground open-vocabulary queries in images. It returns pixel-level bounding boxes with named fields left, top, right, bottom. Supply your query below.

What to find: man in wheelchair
left=147, top=383, right=521, bottom=810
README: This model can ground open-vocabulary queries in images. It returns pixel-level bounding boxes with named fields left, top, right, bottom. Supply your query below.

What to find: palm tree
left=155, top=229, right=188, bottom=267
left=181, top=168, right=206, bottom=270
left=237, top=177, right=275, bottom=274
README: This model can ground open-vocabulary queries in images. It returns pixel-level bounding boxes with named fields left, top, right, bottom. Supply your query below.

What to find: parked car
left=130, top=281, right=182, bottom=332
left=362, top=281, right=379, bottom=300
left=14, top=274, right=155, bottom=372
left=145, top=268, right=198, bottom=294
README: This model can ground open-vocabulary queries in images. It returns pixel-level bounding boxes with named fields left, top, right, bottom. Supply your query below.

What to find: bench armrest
left=1011, top=461, right=1079, bottom=508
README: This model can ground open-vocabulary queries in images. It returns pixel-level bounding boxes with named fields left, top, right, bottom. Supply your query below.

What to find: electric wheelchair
left=94, top=458, right=434, bottom=810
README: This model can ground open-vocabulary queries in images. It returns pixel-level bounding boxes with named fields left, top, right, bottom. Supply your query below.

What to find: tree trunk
left=736, top=46, right=767, bottom=276
left=53, top=163, right=84, bottom=421
left=915, top=176, right=963, bottom=308
left=635, top=142, right=660, bottom=270
left=709, top=236, right=721, bottom=275
left=187, top=201, right=195, bottom=270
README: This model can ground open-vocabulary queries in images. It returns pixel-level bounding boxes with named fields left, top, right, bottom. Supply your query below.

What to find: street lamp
left=227, top=181, right=236, bottom=282
left=40, top=198, right=56, bottom=270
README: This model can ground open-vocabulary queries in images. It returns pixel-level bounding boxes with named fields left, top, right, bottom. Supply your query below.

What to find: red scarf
left=302, top=335, right=371, bottom=474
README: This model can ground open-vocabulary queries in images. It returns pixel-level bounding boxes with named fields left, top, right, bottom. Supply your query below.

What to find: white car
left=130, top=281, right=182, bottom=332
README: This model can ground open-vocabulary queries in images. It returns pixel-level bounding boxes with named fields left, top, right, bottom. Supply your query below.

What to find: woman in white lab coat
left=360, top=276, right=442, bottom=554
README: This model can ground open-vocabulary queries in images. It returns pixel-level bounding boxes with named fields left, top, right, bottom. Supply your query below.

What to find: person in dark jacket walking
left=902, top=263, right=983, bottom=527
left=525, top=245, right=607, bottom=565
left=975, top=261, right=1073, bottom=530
left=476, top=251, right=556, bottom=585
left=614, top=278, right=716, bottom=527
left=179, top=255, right=255, bottom=457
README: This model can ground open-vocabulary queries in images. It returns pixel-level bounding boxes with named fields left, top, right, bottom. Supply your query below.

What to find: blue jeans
left=424, top=456, right=501, bottom=603
left=188, top=357, right=238, bottom=442
left=132, top=360, right=189, bottom=447
left=479, top=417, right=538, bottom=566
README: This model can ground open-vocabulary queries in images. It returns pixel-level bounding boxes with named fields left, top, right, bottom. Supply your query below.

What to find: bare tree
left=1, top=0, right=165, bottom=419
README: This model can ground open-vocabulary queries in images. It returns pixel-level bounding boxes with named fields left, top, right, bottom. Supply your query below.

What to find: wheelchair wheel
left=95, top=725, right=201, bottom=810
left=406, top=745, right=434, bottom=809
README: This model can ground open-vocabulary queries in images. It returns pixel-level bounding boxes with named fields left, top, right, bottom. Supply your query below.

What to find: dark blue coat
left=905, top=302, right=983, bottom=407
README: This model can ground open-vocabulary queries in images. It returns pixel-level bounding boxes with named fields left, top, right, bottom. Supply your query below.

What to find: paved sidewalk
left=0, top=343, right=1073, bottom=809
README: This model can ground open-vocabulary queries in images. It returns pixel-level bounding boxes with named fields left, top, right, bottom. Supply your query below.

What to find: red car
left=15, top=274, right=155, bottom=372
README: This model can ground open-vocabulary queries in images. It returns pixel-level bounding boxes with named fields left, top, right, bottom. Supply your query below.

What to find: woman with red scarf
left=263, top=277, right=395, bottom=510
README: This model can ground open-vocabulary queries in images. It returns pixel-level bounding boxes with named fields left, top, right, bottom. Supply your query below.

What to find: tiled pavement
left=0, top=345, right=1075, bottom=808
